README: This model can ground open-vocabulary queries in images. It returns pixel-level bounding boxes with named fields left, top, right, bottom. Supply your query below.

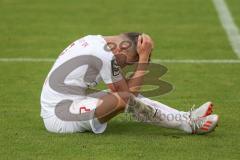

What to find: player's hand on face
left=137, top=34, right=154, bottom=62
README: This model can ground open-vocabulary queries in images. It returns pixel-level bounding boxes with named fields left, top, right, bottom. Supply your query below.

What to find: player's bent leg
left=94, top=91, right=131, bottom=123
left=43, top=115, right=87, bottom=133
left=43, top=92, right=218, bottom=135
left=125, top=95, right=192, bottom=132
left=126, top=95, right=218, bottom=134
left=42, top=91, right=132, bottom=134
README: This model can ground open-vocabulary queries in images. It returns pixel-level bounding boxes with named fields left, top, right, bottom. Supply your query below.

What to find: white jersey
left=40, top=35, right=123, bottom=119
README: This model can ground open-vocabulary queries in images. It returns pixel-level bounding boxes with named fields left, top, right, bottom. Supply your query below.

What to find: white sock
left=131, top=95, right=192, bottom=133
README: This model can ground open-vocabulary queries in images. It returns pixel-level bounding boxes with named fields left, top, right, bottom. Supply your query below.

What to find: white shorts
left=42, top=93, right=108, bottom=134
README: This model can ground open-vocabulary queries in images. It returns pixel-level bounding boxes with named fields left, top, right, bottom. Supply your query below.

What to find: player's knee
left=113, top=92, right=134, bottom=110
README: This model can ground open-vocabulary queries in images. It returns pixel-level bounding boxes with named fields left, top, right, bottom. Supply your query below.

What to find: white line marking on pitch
left=212, top=0, right=240, bottom=58
left=152, top=59, right=240, bottom=64
left=1, top=58, right=240, bottom=64
left=0, top=58, right=55, bottom=62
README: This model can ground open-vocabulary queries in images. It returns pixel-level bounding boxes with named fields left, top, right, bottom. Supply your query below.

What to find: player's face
left=112, top=39, right=138, bottom=67
left=119, top=42, right=138, bottom=64
left=114, top=50, right=138, bottom=68
left=125, top=51, right=139, bottom=65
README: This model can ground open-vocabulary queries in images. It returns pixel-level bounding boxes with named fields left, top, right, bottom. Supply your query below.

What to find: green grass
left=227, top=0, right=240, bottom=28
left=0, top=0, right=240, bottom=159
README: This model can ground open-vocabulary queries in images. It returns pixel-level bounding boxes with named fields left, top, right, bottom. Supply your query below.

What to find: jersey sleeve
left=100, top=56, right=123, bottom=84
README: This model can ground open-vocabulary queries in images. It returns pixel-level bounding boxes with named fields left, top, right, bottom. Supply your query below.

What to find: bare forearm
left=124, top=33, right=153, bottom=96
left=126, top=58, right=149, bottom=96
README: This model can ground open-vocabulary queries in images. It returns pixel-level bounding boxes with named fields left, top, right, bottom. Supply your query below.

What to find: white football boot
left=189, top=102, right=213, bottom=119
left=190, top=114, right=219, bottom=134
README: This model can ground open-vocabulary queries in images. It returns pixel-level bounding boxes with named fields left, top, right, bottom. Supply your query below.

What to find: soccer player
left=40, top=32, right=219, bottom=134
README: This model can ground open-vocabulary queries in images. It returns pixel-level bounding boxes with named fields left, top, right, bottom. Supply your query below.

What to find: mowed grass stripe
left=0, top=0, right=236, bottom=59
left=1, top=62, right=240, bottom=160
left=1, top=0, right=239, bottom=160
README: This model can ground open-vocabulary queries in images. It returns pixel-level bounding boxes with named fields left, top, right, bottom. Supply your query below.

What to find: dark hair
left=122, top=32, right=142, bottom=62
left=122, top=32, right=152, bottom=62
left=123, top=32, right=142, bottom=48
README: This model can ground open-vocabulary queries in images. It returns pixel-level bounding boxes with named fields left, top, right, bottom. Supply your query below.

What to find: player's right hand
left=137, top=34, right=154, bottom=62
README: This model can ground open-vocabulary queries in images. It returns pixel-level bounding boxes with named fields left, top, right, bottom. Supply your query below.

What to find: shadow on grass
left=38, top=119, right=216, bottom=139
left=104, top=120, right=189, bottom=138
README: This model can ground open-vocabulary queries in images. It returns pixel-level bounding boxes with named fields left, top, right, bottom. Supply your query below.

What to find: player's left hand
left=137, top=34, right=154, bottom=62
